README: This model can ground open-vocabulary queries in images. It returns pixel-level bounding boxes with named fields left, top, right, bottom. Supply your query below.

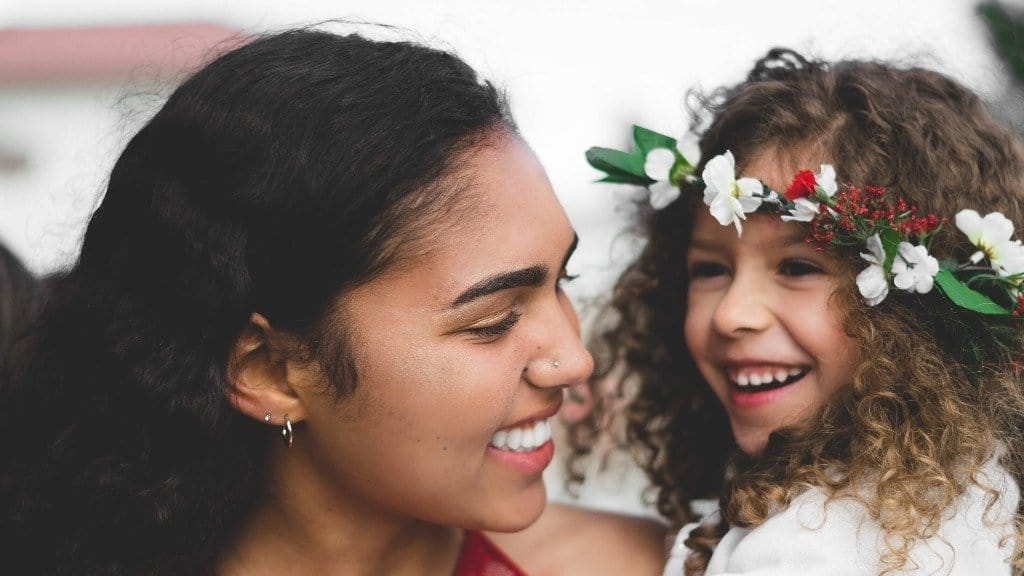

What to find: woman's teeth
left=489, top=419, right=552, bottom=452
left=730, top=367, right=806, bottom=388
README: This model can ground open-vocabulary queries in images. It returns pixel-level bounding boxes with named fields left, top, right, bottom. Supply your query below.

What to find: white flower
left=856, top=233, right=889, bottom=306
left=891, top=242, right=939, bottom=294
left=815, top=164, right=837, bottom=197
left=701, top=151, right=764, bottom=236
left=781, top=198, right=820, bottom=223
left=644, top=148, right=682, bottom=209
left=954, top=209, right=1024, bottom=277
left=997, top=241, right=1024, bottom=278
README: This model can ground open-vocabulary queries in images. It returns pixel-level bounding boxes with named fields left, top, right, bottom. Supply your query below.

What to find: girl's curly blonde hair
left=566, top=48, right=1024, bottom=575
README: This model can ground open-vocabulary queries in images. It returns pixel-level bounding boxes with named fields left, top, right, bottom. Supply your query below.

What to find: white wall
left=0, top=0, right=1018, bottom=516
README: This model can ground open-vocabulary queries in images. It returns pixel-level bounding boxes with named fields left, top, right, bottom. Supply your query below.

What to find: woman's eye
left=779, top=259, right=824, bottom=277
left=557, top=270, right=579, bottom=290
left=689, top=262, right=728, bottom=278
left=467, top=310, right=522, bottom=341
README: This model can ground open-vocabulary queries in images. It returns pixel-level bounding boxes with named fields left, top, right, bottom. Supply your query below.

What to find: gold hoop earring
left=281, top=414, right=294, bottom=448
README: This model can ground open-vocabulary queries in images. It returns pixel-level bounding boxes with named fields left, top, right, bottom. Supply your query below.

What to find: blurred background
left=2, top=0, right=1023, bottom=518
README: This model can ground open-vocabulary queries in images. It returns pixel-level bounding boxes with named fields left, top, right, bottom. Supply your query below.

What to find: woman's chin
left=480, top=481, right=548, bottom=533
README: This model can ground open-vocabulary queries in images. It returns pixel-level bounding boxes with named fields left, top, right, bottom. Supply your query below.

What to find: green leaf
left=934, top=269, right=1012, bottom=315
left=585, top=147, right=651, bottom=181
left=598, top=173, right=652, bottom=185
left=979, top=2, right=1024, bottom=85
left=632, top=125, right=677, bottom=156
left=879, top=229, right=901, bottom=271
left=669, top=156, right=696, bottom=185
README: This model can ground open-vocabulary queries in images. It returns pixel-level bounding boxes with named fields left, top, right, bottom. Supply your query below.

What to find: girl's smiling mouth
left=726, top=364, right=810, bottom=393
left=722, top=361, right=812, bottom=410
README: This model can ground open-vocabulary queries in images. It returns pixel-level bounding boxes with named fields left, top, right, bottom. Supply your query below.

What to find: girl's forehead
left=690, top=210, right=807, bottom=249
left=742, top=146, right=830, bottom=190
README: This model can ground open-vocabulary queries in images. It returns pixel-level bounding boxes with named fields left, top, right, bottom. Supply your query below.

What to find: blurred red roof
left=0, top=23, right=249, bottom=84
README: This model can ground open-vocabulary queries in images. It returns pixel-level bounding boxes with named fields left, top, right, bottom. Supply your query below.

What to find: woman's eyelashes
left=465, top=270, right=578, bottom=342
left=557, top=270, right=579, bottom=290
left=467, top=310, right=523, bottom=341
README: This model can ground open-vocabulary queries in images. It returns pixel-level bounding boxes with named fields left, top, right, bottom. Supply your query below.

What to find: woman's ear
left=225, top=313, right=309, bottom=424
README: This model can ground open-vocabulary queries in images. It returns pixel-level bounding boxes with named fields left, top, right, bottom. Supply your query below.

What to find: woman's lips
left=486, top=440, right=555, bottom=476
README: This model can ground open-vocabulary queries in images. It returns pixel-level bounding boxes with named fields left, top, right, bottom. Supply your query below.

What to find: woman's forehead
left=350, top=137, right=572, bottom=306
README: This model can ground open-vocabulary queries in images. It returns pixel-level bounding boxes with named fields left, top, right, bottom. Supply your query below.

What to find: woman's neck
left=216, top=444, right=464, bottom=576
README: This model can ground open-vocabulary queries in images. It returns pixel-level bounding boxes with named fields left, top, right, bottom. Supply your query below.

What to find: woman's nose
left=524, top=292, right=594, bottom=389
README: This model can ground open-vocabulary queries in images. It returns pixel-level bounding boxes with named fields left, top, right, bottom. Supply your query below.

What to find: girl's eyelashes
left=467, top=310, right=522, bottom=341
left=778, top=259, right=824, bottom=277
left=689, top=261, right=729, bottom=278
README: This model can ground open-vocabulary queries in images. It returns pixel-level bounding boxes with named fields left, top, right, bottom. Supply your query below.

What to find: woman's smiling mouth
left=489, top=418, right=553, bottom=452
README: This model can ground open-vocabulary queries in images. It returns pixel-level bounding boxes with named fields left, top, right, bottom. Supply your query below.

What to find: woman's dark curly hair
left=0, top=29, right=515, bottom=575
left=566, top=48, right=1024, bottom=574
left=0, top=241, right=43, bottom=376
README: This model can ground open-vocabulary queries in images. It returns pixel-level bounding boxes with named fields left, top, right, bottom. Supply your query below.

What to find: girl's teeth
left=489, top=419, right=552, bottom=452
left=730, top=367, right=806, bottom=387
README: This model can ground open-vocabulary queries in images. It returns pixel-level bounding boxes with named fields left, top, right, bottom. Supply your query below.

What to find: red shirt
left=452, top=530, right=527, bottom=576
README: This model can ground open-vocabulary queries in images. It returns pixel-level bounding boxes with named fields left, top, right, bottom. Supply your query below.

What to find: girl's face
left=683, top=153, right=860, bottom=455
left=291, top=136, right=593, bottom=532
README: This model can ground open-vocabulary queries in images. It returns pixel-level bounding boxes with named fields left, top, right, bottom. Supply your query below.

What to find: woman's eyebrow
left=450, top=232, right=578, bottom=308
left=452, top=266, right=547, bottom=307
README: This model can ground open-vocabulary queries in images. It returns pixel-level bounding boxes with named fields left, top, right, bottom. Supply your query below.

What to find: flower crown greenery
left=586, top=125, right=1024, bottom=320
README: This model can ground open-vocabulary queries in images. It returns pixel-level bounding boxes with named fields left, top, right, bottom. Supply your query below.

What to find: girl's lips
left=728, top=370, right=808, bottom=409
left=486, top=440, right=555, bottom=476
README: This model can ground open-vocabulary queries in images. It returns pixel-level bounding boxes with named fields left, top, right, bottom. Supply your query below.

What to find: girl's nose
left=711, top=272, right=773, bottom=337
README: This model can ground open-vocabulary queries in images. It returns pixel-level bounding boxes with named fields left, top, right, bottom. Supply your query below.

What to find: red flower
left=785, top=170, right=817, bottom=200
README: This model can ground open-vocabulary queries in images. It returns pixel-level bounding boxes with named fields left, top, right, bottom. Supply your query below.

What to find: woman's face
left=292, top=136, right=592, bottom=532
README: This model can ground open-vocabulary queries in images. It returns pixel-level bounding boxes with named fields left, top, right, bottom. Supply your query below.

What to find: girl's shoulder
left=665, top=457, right=1019, bottom=575
left=486, top=502, right=667, bottom=576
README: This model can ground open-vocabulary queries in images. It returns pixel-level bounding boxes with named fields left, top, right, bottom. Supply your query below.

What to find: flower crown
left=586, top=125, right=1024, bottom=318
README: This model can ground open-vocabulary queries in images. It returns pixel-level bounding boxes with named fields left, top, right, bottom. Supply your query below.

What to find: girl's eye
left=779, top=259, right=824, bottom=277
left=689, top=262, right=729, bottom=278
left=467, top=310, right=522, bottom=341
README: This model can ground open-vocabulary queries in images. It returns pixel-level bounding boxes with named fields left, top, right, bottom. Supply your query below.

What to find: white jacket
left=664, top=458, right=1018, bottom=575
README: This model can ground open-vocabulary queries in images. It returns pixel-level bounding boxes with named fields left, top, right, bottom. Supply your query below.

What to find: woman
left=0, top=29, right=664, bottom=575
left=0, top=240, right=42, bottom=374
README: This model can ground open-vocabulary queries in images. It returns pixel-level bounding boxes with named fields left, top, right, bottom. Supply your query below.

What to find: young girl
left=0, top=29, right=663, bottom=575
left=575, top=49, right=1024, bottom=574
